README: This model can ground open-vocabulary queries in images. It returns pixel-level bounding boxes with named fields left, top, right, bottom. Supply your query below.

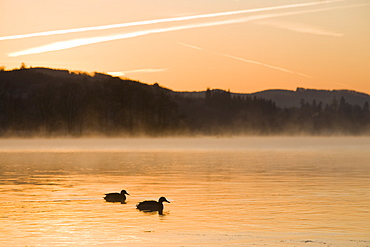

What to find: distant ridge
left=26, top=67, right=116, bottom=82
left=175, top=88, right=370, bottom=108
left=1, top=67, right=370, bottom=136
left=2, top=67, right=369, bottom=108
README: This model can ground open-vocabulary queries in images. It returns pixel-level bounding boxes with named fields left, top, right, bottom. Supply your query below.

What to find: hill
left=1, top=67, right=369, bottom=136
left=0, top=67, right=179, bottom=136
left=175, top=88, right=370, bottom=109
left=251, top=88, right=370, bottom=108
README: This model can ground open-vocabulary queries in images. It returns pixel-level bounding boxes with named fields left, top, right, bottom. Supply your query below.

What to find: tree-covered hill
left=0, top=67, right=178, bottom=136
left=0, top=67, right=369, bottom=136
left=175, top=88, right=370, bottom=109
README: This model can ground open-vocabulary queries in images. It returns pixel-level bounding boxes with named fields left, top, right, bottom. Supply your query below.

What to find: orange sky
left=1, top=0, right=369, bottom=94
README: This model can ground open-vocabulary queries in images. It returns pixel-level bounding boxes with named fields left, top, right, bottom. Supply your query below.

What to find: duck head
left=121, top=190, right=130, bottom=195
left=158, top=197, right=170, bottom=203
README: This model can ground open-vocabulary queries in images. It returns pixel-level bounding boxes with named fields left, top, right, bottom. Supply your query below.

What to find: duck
left=104, top=190, right=129, bottom=203
left=136, top=197, right=170, bottom=214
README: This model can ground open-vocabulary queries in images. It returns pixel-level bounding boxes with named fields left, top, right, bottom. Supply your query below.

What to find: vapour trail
left=177, top=43, right=204, bottom=50
left=214, top=52, right=313, bottom=78
left=9, top=19, right=245, bottom=57
left=256, top=20, right=344, bottom=36
left=0, top=0, right=344, bottom=41
left=178, top=42, right=312, bottom=78
left=8, top=3, right=367, bottom=57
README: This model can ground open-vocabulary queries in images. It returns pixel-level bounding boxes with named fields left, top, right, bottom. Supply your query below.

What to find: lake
left=0, top=137, right=369, bottom=246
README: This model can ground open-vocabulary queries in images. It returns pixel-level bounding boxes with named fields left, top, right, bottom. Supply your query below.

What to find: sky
left=1, top=0, right=369, bottom=94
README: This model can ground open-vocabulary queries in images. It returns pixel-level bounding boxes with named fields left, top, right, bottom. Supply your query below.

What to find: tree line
left=0, top=68, right=178, bottom=136
left=175, top=89, right=370, bottom=135
left=0, top=68, right=369, bottom=136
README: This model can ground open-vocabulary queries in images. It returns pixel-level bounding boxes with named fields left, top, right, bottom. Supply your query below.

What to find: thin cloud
left=0, top=0, right=341, bottom=41
left=107, top=68, right=167, bottom=77
left=106, top=72, right=126, bottom=77
left=256, top=20, right=344, bottom=37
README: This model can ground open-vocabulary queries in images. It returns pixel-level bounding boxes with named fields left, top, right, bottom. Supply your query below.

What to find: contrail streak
left=256, top=20, right=344, bottom=37
left=8, top=19, right=245, bottom=57
left=0, top=0, right=344, bottom=41
left=9, top=3, right=367, bottom=57
left=177, top=42, right=204, bottom=50
left=178, top=42, right=312, bottom=78
left=214, top=52, right=313, bottom=78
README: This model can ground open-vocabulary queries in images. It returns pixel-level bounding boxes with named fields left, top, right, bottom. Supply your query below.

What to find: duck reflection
left=136, top=196, right=170, bottom=215
left=103, top=190, right=129, bottom=204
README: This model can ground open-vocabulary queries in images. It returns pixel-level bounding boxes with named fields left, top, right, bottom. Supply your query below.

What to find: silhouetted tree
left=1, top=68, right=370, bottom=136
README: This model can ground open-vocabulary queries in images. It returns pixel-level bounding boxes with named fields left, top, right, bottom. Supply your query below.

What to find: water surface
left=0, top=137, right=369, bottom=246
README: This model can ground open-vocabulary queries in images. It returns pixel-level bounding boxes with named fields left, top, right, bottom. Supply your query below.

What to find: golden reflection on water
left=0, top=138, right=370, bottom=246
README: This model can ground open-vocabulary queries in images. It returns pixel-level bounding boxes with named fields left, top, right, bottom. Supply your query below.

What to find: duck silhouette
left=136, top=197, right=170, bottom=214
left=104, top=190, right=129, bottom=203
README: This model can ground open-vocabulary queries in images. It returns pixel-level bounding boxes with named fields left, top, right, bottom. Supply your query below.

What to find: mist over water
left=0, top=137, right=369, bottom=246
left=1, top=136, right=369, bottom=152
